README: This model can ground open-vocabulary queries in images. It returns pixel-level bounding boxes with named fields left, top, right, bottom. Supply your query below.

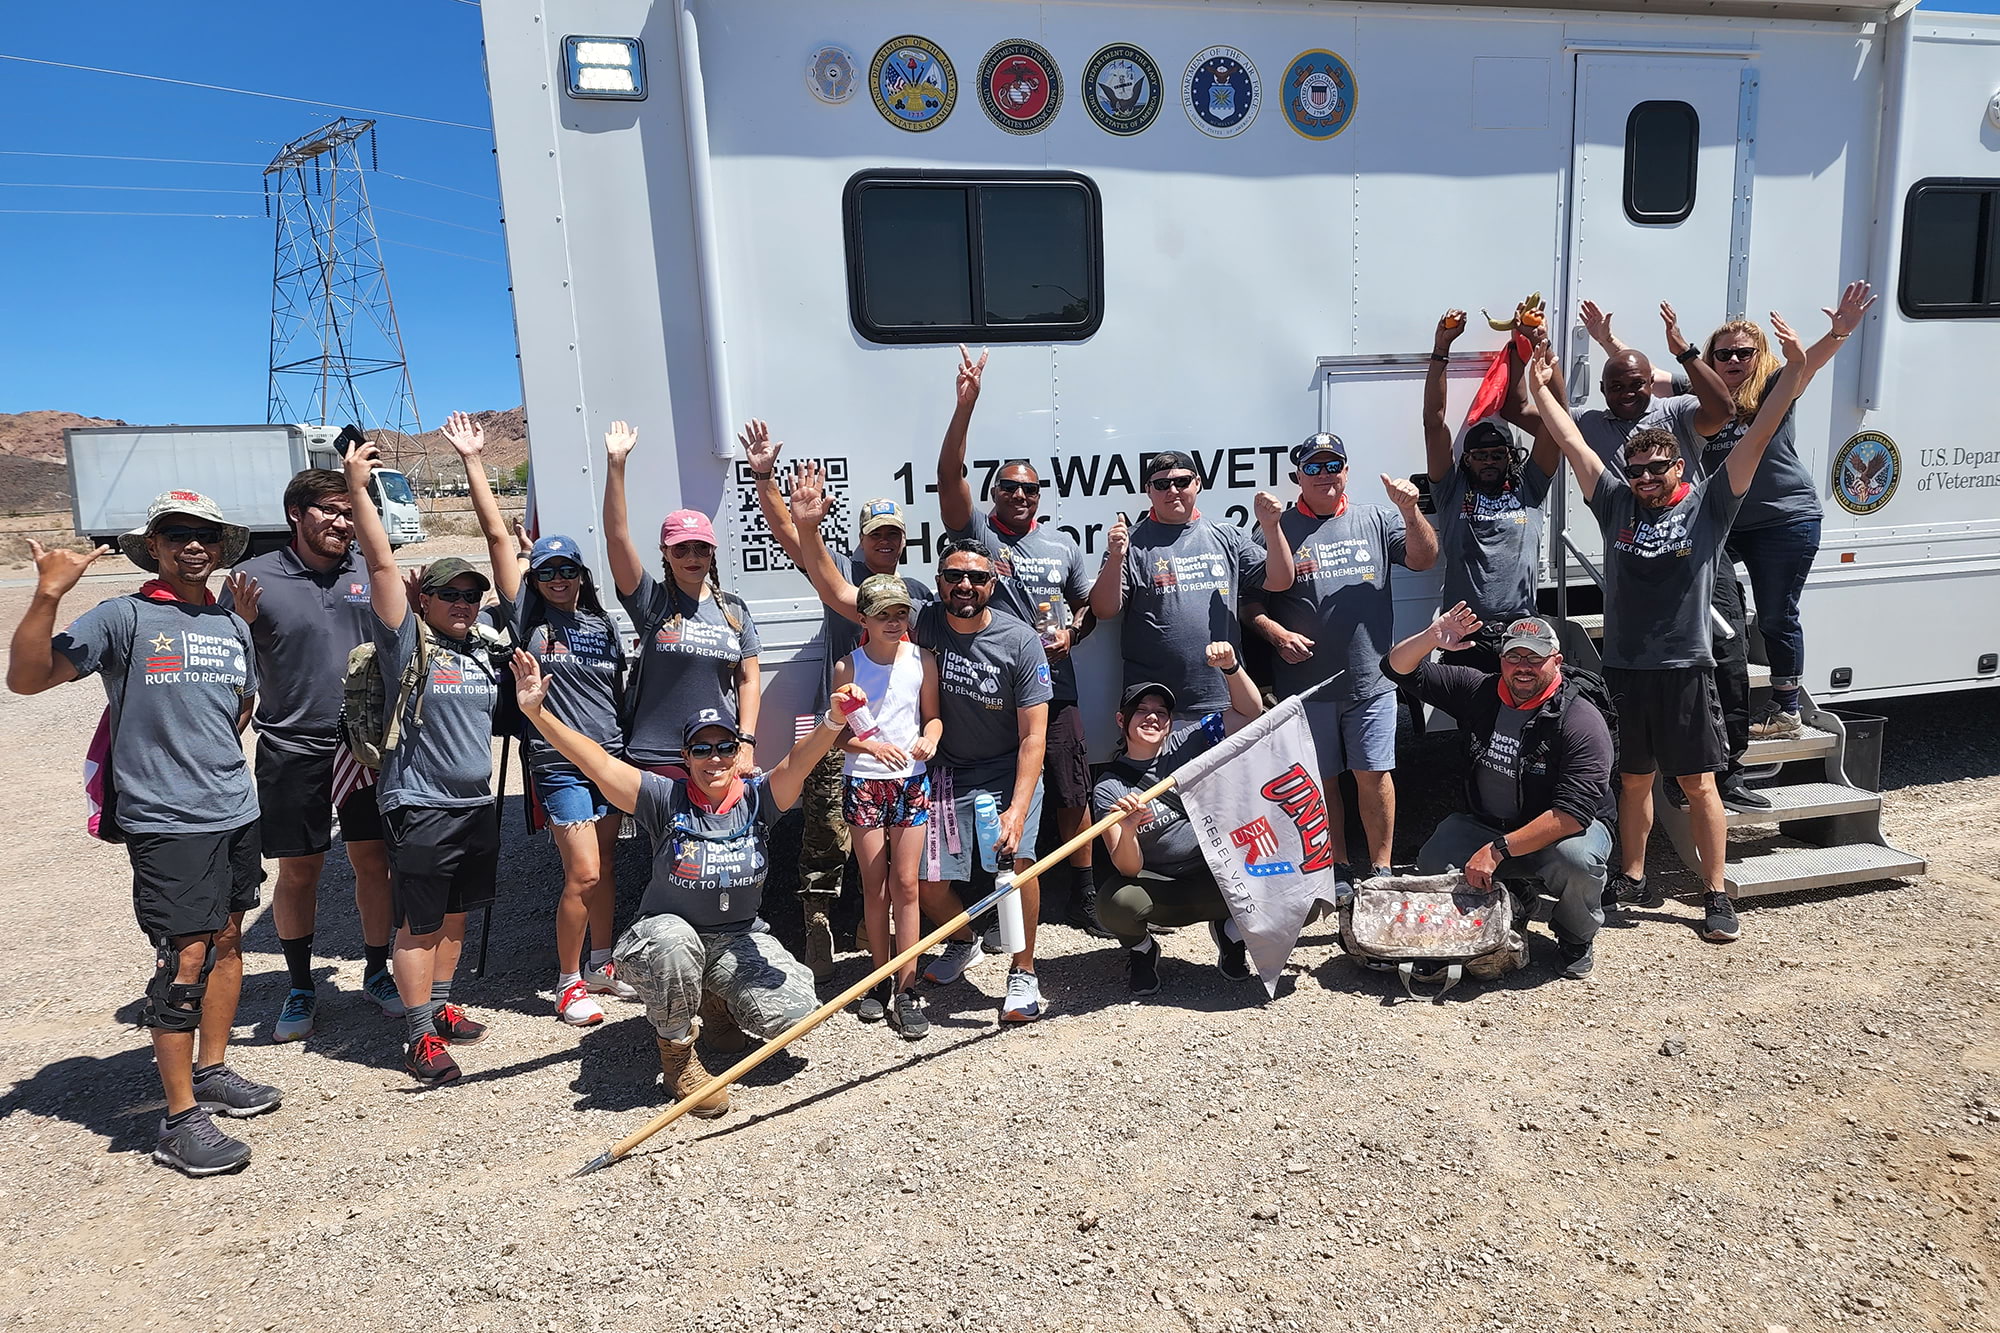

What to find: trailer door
left=1559, top=53, right=1753, bottom=571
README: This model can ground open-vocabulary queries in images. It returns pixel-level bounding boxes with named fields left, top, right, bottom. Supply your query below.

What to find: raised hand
left=1659, top=301, right=1687, bottom=355
left=1204, top=640, right=1239, bottom=673
left=955, top=343, right=989, bottom=410
left=514, top=519, right=533, bottom=557
left=28, top=540, right=111, bottom=598
left=1578, top=300, right=1614, bottom=348
left=442, top=410, right=485, bottom=459
left=509, top=649, right=549, bottom=714
left=403, top=568, right=424, bottom=606
left=1104, top=511, right=1130, bottom=561
left=787, top=460, right=832, bottom=529
left=1825, top=280, right=1876, bottom=338
left=1431, top=601, right=1484, bottom=651
left=1771, top=311, right=1807, bottom=365
left=1527, top=340, right=1558, bottom=394
left=1381, top=473, right=1421, bottom=511
left=1252, top=490, right=1283, bottom=528
left=343, top=438, right=380, bottom=487
left=604, top=420, right=638, bottom=466
left=737, top=418, right=782, bottom=475
left=1435, top=309, right=1467, bottom=351
left=224, top=571, right=263, bottom=624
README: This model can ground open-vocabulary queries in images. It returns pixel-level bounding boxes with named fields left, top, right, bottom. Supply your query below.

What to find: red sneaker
left=433, top=1003, right=487, bottom=1046
left=404, top=1033, right=461, bottom=1085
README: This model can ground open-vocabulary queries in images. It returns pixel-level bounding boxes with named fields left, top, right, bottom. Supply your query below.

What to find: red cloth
left=1464, top=330, right=1533, bottom=430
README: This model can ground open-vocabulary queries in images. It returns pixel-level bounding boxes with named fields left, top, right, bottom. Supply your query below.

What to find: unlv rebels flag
left=1176, top=683, right=1342, bottom=991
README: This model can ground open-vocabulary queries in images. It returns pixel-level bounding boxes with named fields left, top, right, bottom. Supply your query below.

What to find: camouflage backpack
left=1340, top=870, right=1527, bottom=1002
left=340, top=629, right=432, bottom=771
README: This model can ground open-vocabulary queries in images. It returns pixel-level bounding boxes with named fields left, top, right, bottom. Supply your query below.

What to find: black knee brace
left=143, top=938, right=215, bottom=1033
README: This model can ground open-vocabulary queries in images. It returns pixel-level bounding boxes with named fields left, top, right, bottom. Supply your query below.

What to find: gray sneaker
left=272, top=988, right=316, bottom=1042
left=887, top=988, right=930, bottom=1040
left=153, top=1109, right=250, bottom=1176
left=923, top=937, right=982, bottom=986
left=362, top=969, right=406, bottom=1018
left=193, top=1064, right=283, bottom=1118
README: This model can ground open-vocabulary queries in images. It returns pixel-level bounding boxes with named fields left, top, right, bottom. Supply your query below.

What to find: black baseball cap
left=1142, top=450, right=1199, bottom=483
left=1464, top=419, right=1513, bottom=451
left=1119, top=681, right=1177, bottom=713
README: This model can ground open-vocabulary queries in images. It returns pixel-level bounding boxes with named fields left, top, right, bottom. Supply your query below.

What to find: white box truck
left=65, top=422, right=427, bottom=554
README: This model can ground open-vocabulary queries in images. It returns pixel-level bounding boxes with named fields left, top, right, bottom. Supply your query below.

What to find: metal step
left=1571, top=612, right=1603, bottom=638
left=1725, top=842, right=1927, bottom=898
left=1723, top=781, right=1879, bottom=828
left=1747, top=664, right=1770, bottom=689
left=1744, top=722, right=1836, bottom=764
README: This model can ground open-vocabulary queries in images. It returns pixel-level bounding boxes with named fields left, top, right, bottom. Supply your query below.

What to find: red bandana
left=138, top=578, right=214, bottom=606
left=684, top=775, right=746, bottom=815
left=1296, top=494, right=1348, bottom=520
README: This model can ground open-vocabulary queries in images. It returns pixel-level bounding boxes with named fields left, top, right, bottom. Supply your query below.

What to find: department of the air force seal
left=871, top=36, right=956, bottom=132
left=1280, top=49, right=1356, bottom=139
left=806, top=44, right=857, bottom=105
left=1184, top=46, right=1260, bottom=138
left=1082, top=43, right=1161, bottom=136
left=1832, top=430, right=1900, bottom=516
left=979, top=40, right=1061, bottom=134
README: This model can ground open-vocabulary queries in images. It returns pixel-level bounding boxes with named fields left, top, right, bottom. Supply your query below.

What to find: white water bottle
left=995, top=871, right=1027, bottom=955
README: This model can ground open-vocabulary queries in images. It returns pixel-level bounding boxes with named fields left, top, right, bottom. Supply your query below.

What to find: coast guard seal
left=979, top=40, right=1061, bottom=135
left=1184, top=46, right=1260, bottom=138
left=1082, top=43, right=1162, bottom=136
left=871, top=36, right=956, bottom=132
left=1280, top=49, right=1356, bottom=139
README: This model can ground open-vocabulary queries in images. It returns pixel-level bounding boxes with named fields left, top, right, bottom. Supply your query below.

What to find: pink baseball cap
left=659, top=510, right=718, bottom=546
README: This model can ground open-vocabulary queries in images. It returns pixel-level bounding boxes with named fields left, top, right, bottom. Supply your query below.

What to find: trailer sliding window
left=1901, top=179, right=2000, bottom=319
left=844, top=171, right=1102, bottom=344
left=1624, top=101, right=1698, bottom=225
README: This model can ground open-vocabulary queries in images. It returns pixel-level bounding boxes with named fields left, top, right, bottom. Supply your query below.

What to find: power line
left=384, top=238, right=503, bottom=265
left=0, top=208, right=260, bottom=218
left=377, top=206, right=499, bottom=236
left=0, top=149, right=264, bottom=167
left=375, top=170, right=496, bottom=202
left=0, top=181, right=265, bottom=195
left=0, top=54, right=493, bottom=133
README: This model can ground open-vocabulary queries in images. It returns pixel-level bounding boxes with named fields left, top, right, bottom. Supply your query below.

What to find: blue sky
left=2, top=0, right=1995, bottom=427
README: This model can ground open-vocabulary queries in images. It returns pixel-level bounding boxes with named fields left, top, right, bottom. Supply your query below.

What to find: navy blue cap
left=529, top=534, right=583, bottom=568
left=1289, top=433, right=1347, bottom=466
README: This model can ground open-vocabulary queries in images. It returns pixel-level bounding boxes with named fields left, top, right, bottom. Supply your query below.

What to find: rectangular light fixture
left=564, top=35, right=646, bottom=100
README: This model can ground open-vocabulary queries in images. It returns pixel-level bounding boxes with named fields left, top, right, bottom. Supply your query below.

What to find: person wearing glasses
left=1423, top=310, right=1561, bottom=671
left=787, top=466, right=1056, bottom=1024
left=1241, top=434, right=1437, bottom=884
left=219, top=454, right=400, bottom=1042
left=1384, top=606, right=1616, bottom=979
left=1089, top=451, right=1292, bottom=734
left=1525, top=325, right=1810, bottom=946
left=11, top=490, right=281, bottom=1175
left=936, top=346, right=1106, bottom=937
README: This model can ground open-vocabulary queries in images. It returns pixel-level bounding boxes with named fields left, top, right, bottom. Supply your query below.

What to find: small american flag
left=330, top=744, right=378, bottom=810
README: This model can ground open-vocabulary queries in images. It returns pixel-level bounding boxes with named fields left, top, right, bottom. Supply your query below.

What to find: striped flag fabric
left=330, top=742, right=378, bottom=813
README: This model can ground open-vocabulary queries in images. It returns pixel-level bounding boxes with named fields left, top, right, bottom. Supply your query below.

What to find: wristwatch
left=1489, top=835, right=1511, bottom=861
left=1674, top=346, right=1701, bottom=364
left=737, top=730, right=757, bottom=747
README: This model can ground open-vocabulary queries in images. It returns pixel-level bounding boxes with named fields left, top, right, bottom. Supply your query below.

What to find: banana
left=1483, top=292, right=1546, bottom=331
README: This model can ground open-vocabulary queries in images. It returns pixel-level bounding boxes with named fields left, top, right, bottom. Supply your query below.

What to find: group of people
left=7, top=281, right=1869, bottom=1176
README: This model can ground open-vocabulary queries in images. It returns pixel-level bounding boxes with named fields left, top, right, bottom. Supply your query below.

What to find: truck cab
left=298, top=426, right=427, bottom=548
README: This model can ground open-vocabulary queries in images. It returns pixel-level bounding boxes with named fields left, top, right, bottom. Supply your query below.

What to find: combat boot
left=800, top=892, right=838, bottom=980
left=657, top=1031, right=729, bottom=1118
left=699, top=990, right=749, bottom=1054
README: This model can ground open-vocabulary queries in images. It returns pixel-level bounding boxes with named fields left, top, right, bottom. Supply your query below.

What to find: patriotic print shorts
left=841, top=774, right=931, bottom=830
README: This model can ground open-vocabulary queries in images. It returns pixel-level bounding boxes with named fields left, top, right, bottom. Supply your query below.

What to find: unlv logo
left=1258, top=764, right=1336, bottom=873
left=1229, top=817, right=1294, bottom=878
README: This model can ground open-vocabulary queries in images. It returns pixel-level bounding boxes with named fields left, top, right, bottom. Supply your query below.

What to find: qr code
left=733, top=457, right=849, bottom=574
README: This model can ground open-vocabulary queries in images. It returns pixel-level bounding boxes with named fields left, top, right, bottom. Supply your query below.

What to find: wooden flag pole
left=570, top=770, right=1182, bottom=1177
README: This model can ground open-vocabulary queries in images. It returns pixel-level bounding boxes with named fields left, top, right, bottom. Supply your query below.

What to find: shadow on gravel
left=2, top=1045, right=170, bottom=1155
left=1309, top=929, right=1592, bottom=1006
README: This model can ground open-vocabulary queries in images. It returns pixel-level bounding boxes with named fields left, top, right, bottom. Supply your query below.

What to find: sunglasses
left=686, top=740, right=742, bottom=759
left=1298, top=459, right=1346, bottom=476
left=1624, top=458, right=1679, bottom=479
left=1464, top=448, right=1512, bottom=463
left=533, top=563, right=584, bottom=583
left=937, top=568, right=994, bottom=586
left=993, top=479, right=1043, bottom=497
left=426, top=586, right=482, bottom=604
left=154, top=525, right=226, bottom=546
left=1148, top=474, right=1197, bottom=492
left=1711, top=347, right=1758, bottom=363
left=666, top=542, right=714, bottom=559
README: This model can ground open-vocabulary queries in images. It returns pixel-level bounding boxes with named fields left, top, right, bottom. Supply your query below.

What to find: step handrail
left=1556, top=531, right=1733, bottom=640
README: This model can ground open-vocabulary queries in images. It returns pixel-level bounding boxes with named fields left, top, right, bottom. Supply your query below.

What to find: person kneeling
left=1383, top=605, right=1616, bottom=979
left=511, top=655, right=852, bottom=1115
left=1093, top=643, right=1265, bottom=995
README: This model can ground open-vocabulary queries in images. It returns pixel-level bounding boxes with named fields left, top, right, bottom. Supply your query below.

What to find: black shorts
left=126, top=821, right=264, bottom=943
left=1043, top=699, right=1091, bottom=809
left=256, top=738, right=384, bottom=858
left=1604, top=665, right=1728, bottom=777
left=383, top=804, right=499, bottom=935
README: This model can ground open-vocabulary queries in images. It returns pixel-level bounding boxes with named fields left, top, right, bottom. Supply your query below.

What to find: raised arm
left=738, top=418, right=803, bottom=563
left=1805, top=280, right=1875, bottom=376
left=1383, top=474, right=1437, bottom=573
left=1722, top=313, right=1811, bottom=498
left=1208, top=641, right=1264, bottom=735
left=443, top=410, right=521, bottom=602
left=6, top=541, right=109, bottom=694
left=1386, top=602, right=1483, bottom=678
left=1088, top=511, right=1130, bottom=620
left=1662, top=304, right=1734, bottom=437
left=512, top=650, right=643, bottom=811
left=765, top=685, right=857, bottom=810
left=1254, top=492, right=1293, bottom=592
left=1424, top=310, right=1466, bottom=483
left=345, top=439, right=407, bottom=630
left=1525, top=342, right=1606, bottom=501
left=601, top=420, right=645, bottom=599
left=937, top=344, right=987, bottom=533
left=785, top=461, right=863, bottom=624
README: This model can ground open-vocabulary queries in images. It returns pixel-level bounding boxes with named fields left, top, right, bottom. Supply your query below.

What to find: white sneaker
left=557, top=979, right=604, bottom=1027
left=1000, top=968, right=1044, bottom=1023
left=584, top=961, right=637, bottom=1000
left=923, top=938, right=982, bottom=986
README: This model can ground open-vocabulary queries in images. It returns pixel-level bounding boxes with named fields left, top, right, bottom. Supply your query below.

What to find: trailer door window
left=1901, top=179, right=2000, bottom=318
left=845, top=172, right=1102, bottom=343
left=1623, top=100, right=1698, bottom=225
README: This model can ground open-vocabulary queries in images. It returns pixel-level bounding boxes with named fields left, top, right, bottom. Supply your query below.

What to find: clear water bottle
left=971, top=790, right=1002, bottom=874
left=1034, top=599, right=1065, bottom=649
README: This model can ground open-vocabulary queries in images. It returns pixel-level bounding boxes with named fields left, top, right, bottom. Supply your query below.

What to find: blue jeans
left=1416, top=812, right=1612, bottom=949
left=1728, top=517, right=1821, bottom=689
left=534, top=766, right=611, bottom=827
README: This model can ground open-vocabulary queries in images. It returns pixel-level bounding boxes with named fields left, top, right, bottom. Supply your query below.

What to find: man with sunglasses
left=221, top=456, right=401, bottom=1041
left=936, top=346, right=1104, bottom=935
left=1089, top=451, right=1292, bottom=733
left=1242, top=434, right=1437, bottom=882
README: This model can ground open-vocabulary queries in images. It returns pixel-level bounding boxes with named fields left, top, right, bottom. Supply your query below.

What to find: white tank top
left=842, top=641, right=926, bottom=780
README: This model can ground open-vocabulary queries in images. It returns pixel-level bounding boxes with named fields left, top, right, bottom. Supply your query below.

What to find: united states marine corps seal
left=1280, top=49, right=1356, bottom=139
left=979, top=40, right=1061, bottom=134
left=1832, top=430, right=1900, bottom=515
left=871, top=36, right=956, bottom=132
left=806, top=44, right=857, bottom=105
left=1082, top=43, right=1162, bottom=136
left=1184, top=46, right=1260, bottom=138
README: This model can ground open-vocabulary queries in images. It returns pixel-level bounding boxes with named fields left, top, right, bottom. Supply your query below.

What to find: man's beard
left=945, top=600, right=983, bottom=619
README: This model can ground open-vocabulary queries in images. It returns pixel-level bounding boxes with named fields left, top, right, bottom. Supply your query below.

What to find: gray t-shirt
left=1471, top=702, right=1531, bottom=827
left=1252, top=502, right=1408, bottom=702
left=1091, top=712, right=1227, bottom=878
left=54, top=593, right=259, bottom=835
left=371, top=612, right=499, bottom=812
left=817, top=556, right=933, bottom=708
left=1670, top=372, right=1819, bottom=531
left=223, top=544, right=372, bottom=755
left=1576, top=395, right=1705, bottom=468
left=619, top=573, right=762, bottom=766
left=510, top=587, right=623, bottom=776
left=911, top=602, right=1052, bottom=785
left=1587, top=471, right=1745, bottom=670
left=1119, top=516, right=1266, bottom=713
left=633, top=771, right=779, bottom=932
left=1432, top=460, right=1551, bottom=624
left=947, top=510, right=1091, bottom=703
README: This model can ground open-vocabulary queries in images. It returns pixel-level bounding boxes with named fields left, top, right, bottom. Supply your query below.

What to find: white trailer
left=479, top=0, right=1981, bottom=893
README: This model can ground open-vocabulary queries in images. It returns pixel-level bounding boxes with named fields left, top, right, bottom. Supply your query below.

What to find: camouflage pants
left=613, top=913, right=817, bottom=1043
left=799, top=747, right=850, bottom=901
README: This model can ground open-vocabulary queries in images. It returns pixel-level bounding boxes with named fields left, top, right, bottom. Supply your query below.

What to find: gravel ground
left=1, top=571, right=1995, bottom=1333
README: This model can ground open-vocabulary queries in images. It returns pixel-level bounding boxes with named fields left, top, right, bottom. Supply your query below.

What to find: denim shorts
left=535, top=766, right=612, bottom=827
left=1303, top=690, right=1399, bottom=774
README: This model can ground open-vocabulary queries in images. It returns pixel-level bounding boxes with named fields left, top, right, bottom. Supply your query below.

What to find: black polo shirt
left=223, top=543, right=375, bottom=755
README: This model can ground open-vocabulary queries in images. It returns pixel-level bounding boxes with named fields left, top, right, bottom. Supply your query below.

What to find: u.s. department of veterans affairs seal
left=1280, top=49, right=1356, bottom=139
left=1082, top=42, right=1161, bottom=136
left=979, top=40, right=1061, bottom=134
left=807, top=44, right=857, bottom=105
left=1184, top=46, right=1260, bottom=138
left=1832, top=430, right=1901, bottom=515
left=871, top=36, right=956, bottom=132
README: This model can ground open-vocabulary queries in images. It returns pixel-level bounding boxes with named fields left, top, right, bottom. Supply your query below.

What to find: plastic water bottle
left=1034, top=599, right=1065, bottom=649
left=971, top=790, right=1002, bottom=874
left=834, top=688, right=879, bottom=740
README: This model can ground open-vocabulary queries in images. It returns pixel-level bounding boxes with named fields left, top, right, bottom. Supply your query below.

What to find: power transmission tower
left=264, top=118, right=421, bottom=461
